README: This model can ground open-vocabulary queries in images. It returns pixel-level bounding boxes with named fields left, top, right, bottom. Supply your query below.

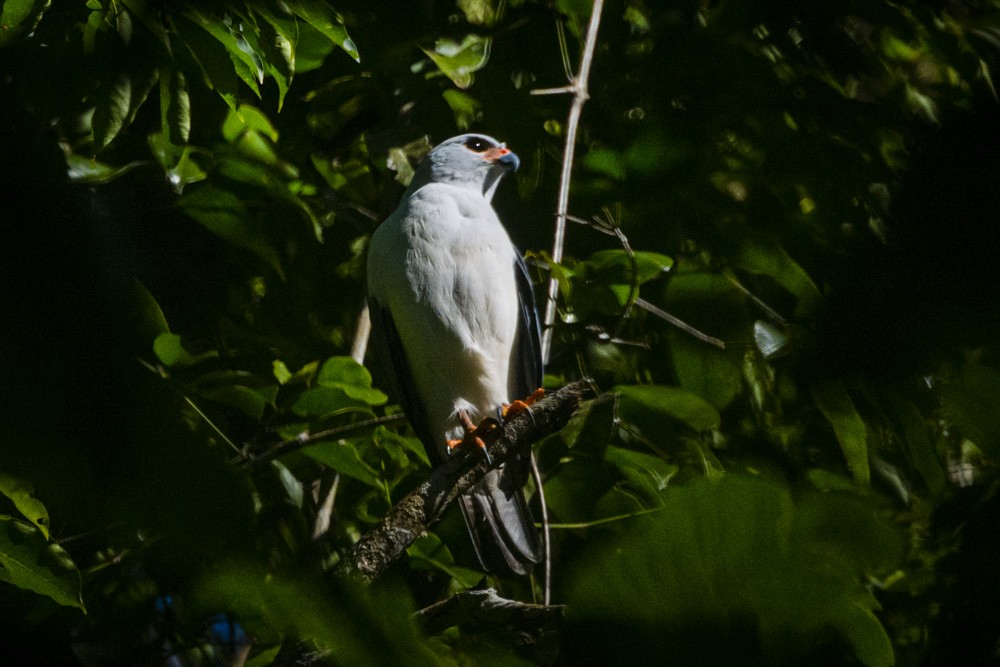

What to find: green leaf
left=119, top=0, right=169, bottom=48
left=159, top=66, right=190, bottom=146
left=735, top=239, right=821, bottom=317
left=316, top=357, right=387, bottom=406
left=316, top=356, right=379, bottom=388
left=181, top=7, right=262, bottom=97
left=271, top=459, right=303, bottom=508
left=442, top=89, right=482, bottom=131
left=195, top=564, right=432, bottom=665
left=668, top=329, right=742, bottom=411
left=273, top=360, right=293, bottom=385
left=253, top=12, right=293, bottom=107
left=542, top=459, right=617, bottom=524
left=876, top=392, right=946, bottom=496
left=283, top=0, right=359, bottom=62
left=65, top=155, right=147, bottom=184
left=175, top=14, right=241, bottom=111
left=0, top=0, right=51, bottom=48
left=580, top=250, right=673, bottom=285
left=615, top=384, right=721, bottom=432
left=223, top=104, right=279, bottom=142
left=147, top=133, right=207, bottom=193
left=567, top=475, right=897, bottom=666
left=604, top=446, right=677, bottom=502
left=942, top=360, right=1000, bottom=456
left=581, top=148, right=626, bottom=180
left=292, top=387, right=374, bottom=418
left=374, top=426, right=429, bottom=468
left=422, top=34, right=490, bottom=89
left=178, top=185, right=284, bottom=278
left=0, top=516, right=84, bottom=611
left=92, top=72, right=132, bottom=151
left=811, top=380, right=870, bottom=486
left=198, top=384, right=277, bottom=422
left=153, top=332, right=218, bottom=367
left=0, top=473, right=49, bottom=539
left=302, top=438, right=381, bottom=487
left=406, top=534, right=484, bottom=587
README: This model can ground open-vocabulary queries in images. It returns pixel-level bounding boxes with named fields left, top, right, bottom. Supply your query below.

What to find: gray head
left=406, top=133, right=520, bottom=202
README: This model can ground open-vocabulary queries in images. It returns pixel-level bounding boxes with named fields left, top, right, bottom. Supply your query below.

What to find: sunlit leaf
left=65, top=155, right=147, bottom=184
left=153, top=332, right=218, bottom=367
left=302, top=438, right=381, bottom=487
left=292, top=386, right=374, bottom=418
left=174, top=14, right=241, bottom=110
left=316, top=357, right=388, bottom=406
left=422, top=34, right=490, bottom=89
left=0, top=473, right=49, bottom=539
left=159, top=66, right=190, bottom=146
left=0, top=516, right=84, bottom=611
left=283, top=0, right=359, bottom=62
left=0, top=0, right=51, bottom=47
left=182, top=7, right=262, bottom=97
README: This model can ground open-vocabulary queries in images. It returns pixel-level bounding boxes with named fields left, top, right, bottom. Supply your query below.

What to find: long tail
left=458, top=458, right=540, bottom=576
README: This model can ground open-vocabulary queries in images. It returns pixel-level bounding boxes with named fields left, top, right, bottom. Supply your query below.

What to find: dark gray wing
left=366, top=296, right=439, bottom=463
left=512, top=250, right=544, bottom=394
left=456, top=249, right=543, bottom=576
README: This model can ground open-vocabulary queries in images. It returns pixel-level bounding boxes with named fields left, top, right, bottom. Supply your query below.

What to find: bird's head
left=409, top=133, right=520, bottom=202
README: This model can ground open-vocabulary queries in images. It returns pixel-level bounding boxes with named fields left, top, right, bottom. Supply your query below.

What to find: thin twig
left=529, top=453, right=551, bottom=606
left=539, top=0, right=606, bottom=364
left=722, top=270, right=788, bottom=325
left=634, top=297, right=726, bottom=349
left=233, top=413, right=405, bottom=468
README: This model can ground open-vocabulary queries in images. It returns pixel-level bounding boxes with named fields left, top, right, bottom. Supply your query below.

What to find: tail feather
left=458, top=460, right=540, bottom=575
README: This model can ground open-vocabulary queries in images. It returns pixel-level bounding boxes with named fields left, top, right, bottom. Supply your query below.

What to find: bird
left=366, top=133, right=542, bottom=575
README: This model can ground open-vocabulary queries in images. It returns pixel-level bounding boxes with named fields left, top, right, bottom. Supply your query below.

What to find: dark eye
left=464, top=137, right=490, bottom=153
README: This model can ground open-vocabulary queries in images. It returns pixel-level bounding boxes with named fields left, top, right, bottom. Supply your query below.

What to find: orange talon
left=502, top=387, right=546, bottom=419
left=447, top=410, right=500, bottom=464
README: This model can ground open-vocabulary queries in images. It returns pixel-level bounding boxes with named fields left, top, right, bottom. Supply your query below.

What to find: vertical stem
left=541, top=0, right=606, bottom=364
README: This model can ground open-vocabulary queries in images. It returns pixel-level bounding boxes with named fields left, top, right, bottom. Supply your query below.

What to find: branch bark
left=334, top=381, right=588, bottom=581
left=418, top=587, right=565, bottom=640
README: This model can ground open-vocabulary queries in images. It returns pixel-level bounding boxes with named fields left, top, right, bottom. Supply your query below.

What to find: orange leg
left=501, top=387, right=546, bottom=419
left=446, top=410, right=500, bottom=464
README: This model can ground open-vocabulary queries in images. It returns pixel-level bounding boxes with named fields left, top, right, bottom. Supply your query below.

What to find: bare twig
left=232, top=413, right=405, bottom=468
left=529, top=453, right=551, bottom=606
left=417, top=587, right=564, bottom=638
left=634, top=297, right=726, bottom=349
left=334, top=382, right=587, bottom=581
left=538, top=0, right=606, bottom=364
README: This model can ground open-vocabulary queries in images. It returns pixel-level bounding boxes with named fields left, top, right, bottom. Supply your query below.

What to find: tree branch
left=417, top=587, right=565, bottom=639
left=538, top=0, right=606, bottom=364
left=334, top=381, right=588, bottom=581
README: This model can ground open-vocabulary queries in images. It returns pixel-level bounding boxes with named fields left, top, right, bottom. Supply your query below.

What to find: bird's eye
left=464, top=137, right=490, bottom=153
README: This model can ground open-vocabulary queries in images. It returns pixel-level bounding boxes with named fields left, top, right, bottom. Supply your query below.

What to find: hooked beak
left=484, top=145, right=520, bottom=172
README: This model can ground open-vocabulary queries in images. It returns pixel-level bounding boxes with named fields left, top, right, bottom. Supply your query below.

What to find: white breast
left=368, top=183, right=520, bottom=455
